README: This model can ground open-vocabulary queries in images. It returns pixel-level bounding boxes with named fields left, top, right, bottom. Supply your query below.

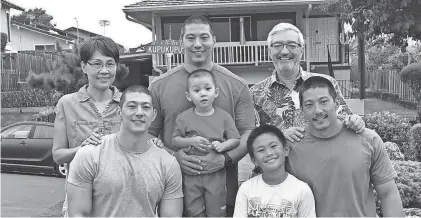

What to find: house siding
left=154, top=5, right=307, bottom=41
left=1, top=8, right=9, bottom=34
left=10, top=25, right=73, bottom=51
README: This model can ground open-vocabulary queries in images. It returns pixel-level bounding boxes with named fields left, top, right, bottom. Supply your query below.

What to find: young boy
left=172, top=69, right=241, bottom=217
left=234, top=125, right=316, bottom=217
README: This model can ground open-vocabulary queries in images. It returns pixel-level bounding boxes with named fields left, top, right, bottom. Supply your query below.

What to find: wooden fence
left=1, top=52, right=58, bottom=92
left=369, top=70, right=416, bottom=103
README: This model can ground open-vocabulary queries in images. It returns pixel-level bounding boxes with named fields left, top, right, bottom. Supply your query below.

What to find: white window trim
left=33, top=44, right=57, bottom=51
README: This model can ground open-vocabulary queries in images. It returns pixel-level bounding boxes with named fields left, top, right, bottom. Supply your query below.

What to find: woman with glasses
left=52, top=36, right=122, bottom=217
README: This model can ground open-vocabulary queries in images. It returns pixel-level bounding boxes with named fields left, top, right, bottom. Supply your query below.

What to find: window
left=34, top=44, right=56, bottom=51
left=1, top=124, right=33, bottom=139
left=33, top=125, right=54, bottom=139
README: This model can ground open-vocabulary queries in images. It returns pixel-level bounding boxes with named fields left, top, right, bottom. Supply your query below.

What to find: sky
left=9, top=0, right=152, bottom=49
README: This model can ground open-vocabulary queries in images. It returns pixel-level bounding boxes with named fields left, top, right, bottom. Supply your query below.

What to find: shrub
left=393, top=161, right=421, bottom=208
left=384, top=142, right=405, bottom=161
left=1, top=86, right=63, bottom=108
left=375, top=161, right=421, bottom=215
left=364, top=111, right=414, bottom=160
left=409, top=124, right=421, bottom=161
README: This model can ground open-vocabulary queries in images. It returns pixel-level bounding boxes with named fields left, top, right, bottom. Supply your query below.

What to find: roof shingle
left=125, top=0, right=290, bottom=8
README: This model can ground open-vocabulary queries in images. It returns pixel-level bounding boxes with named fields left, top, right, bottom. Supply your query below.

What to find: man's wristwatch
left=222, top=152, right=233, bottom=167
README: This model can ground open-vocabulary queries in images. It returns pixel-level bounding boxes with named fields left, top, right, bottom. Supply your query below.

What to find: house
left=9, top=21, right=76, bottom=52
left=63, top=27, right=126, bottom=53
left=123, top=0, right=351, bottom=85
left=1, top=0, right=24, bottom=51
left=63, top=26, right=100, bottom=40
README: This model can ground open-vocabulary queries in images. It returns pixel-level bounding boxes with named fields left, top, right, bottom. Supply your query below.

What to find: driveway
left=1, top=173, right=65, bottom=217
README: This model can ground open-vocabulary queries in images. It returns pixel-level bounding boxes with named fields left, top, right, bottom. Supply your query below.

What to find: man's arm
left=66, top=146, right=97, bottom=217
left=329, top=77, right=365, bottom=133
left=159, top=198, right=183, bottom=217
left=148, top=82, right=164, bottom=139
left=375, top=180, right=404, bottom=217
left=366, top=129, right=403, bottom=217
left=159, top=159, right=183, bottom=216
left=67, top=184, right=92, bottom=217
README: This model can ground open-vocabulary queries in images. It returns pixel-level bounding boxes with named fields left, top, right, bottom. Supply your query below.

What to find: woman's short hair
left=80, top=36, right=120, bottom=63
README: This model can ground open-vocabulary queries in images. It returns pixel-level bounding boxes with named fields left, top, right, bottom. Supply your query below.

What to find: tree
left=319, top=0, right=421, bottom=47
left=1, top=32, right=7, bottom=52
left=26, top=42, right=129, bottom=122
left=27, top=42, right=129, bottom=97
left=399, top=62, right=421, bottom=123
left=12, top=8, right=55, bottom=29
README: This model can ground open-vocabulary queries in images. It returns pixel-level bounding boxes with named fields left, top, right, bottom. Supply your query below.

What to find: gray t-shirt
left=173, top=107, right=240, bottom=155
left=286, top=126, right=397, bottom=217
left=68, top=134, right=183, bottom=217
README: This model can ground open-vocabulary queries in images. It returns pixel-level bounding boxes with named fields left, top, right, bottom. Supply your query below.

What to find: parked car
left=1, top=121, right=66, bottom=177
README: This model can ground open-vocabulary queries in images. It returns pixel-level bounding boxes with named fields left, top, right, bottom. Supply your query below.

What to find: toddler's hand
left=212, top=141, right=225, bottom=153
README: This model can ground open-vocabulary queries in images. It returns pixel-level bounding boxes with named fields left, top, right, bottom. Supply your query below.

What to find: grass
left=364, top=98, right=417, bottom=117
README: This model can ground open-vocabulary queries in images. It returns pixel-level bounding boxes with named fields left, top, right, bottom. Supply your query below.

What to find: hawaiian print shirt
left=250, top=69, right=353, bottom=130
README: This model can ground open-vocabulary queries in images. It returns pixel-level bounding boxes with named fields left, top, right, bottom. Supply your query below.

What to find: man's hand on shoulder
left=345, top=114, right=365, bottom=134
left=150, top=137, right=164, bottom=148
left=283, top=127, right=305, bottom=143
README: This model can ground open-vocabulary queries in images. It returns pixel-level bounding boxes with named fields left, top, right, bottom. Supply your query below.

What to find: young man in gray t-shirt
left=286, top=76, right=403, bottom=217
left=67, top=85, right=183, bottom=217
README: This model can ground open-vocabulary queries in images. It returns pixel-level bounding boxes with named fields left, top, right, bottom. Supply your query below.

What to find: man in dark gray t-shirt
left=286, top=76, right=403, bottom=217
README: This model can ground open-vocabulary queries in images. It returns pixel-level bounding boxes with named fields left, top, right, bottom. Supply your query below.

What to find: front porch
left=154, top=41, right=348, bottom=68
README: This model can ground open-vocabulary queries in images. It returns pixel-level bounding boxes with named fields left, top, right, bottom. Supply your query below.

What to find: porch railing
left=154, top=41, right=351, bottom=68
left=154, top=41, right=308, bottom=68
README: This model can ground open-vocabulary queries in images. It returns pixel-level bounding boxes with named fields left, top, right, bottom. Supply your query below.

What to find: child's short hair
left=187, top=69, right=217, bottom=90
left=247, top=125, right=287, bottom=159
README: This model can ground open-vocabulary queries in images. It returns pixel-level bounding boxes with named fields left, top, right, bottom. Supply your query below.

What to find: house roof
left=125, top=0, right=326, bottom=9
left=11, top=21, right=75, bottom=41
left=63, top=27, right=100, bottom=37
left=1, top=0, right=24, bottom=11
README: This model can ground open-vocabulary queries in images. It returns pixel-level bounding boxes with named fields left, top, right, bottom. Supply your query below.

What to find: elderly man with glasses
left=249, top=23, right=365, bottom=167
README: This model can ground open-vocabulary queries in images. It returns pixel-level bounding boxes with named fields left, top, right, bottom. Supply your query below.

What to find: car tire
left=55, top=164, right=67, bottom=178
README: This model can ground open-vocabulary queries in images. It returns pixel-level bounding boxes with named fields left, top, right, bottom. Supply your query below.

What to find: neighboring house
left=63, top=27, right=126, bottom=53
left=63, top=26, right=100, bottom=40
left=1, top=0, right=24, bottom=51
left=123, top=0, right=351, bottom=85
left=9, top=21, right=75, bottom=52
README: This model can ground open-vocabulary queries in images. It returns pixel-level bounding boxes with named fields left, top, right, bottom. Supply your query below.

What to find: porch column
left=240, top=17, right=245, bottom=45
left=151, top=12, right=157, bottom=70
left=305, top=4, right=312, bottom=71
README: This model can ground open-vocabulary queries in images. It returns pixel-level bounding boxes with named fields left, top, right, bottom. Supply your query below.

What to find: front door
left=309, top=17, right=339, bottom=62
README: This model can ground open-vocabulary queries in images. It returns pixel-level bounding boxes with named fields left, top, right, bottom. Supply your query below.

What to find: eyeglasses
left=270, top=42, right=302, bottom=51
left=87, top=61, right=117, bottom=70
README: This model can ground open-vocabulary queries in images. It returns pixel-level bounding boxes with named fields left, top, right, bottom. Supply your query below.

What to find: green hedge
left=1, top=86, right=62, bottom=108
left=375, top=161, right=421, bottom=216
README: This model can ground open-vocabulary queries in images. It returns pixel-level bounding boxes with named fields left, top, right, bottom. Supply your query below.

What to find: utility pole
left=74, top=18, right=79, bottom=42
left=99, top=20, right=110, bottom=36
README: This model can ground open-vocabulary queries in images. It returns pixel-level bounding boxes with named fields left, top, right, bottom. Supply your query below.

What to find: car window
left=1, top=124, right=32, bottom=139
left=33, top=125, right=54, bottom=139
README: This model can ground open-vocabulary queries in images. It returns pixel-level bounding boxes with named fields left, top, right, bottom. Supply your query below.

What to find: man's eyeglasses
left=270, top=42, right=302, bottom=51
left=87, top=61, right=117, bottom=70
